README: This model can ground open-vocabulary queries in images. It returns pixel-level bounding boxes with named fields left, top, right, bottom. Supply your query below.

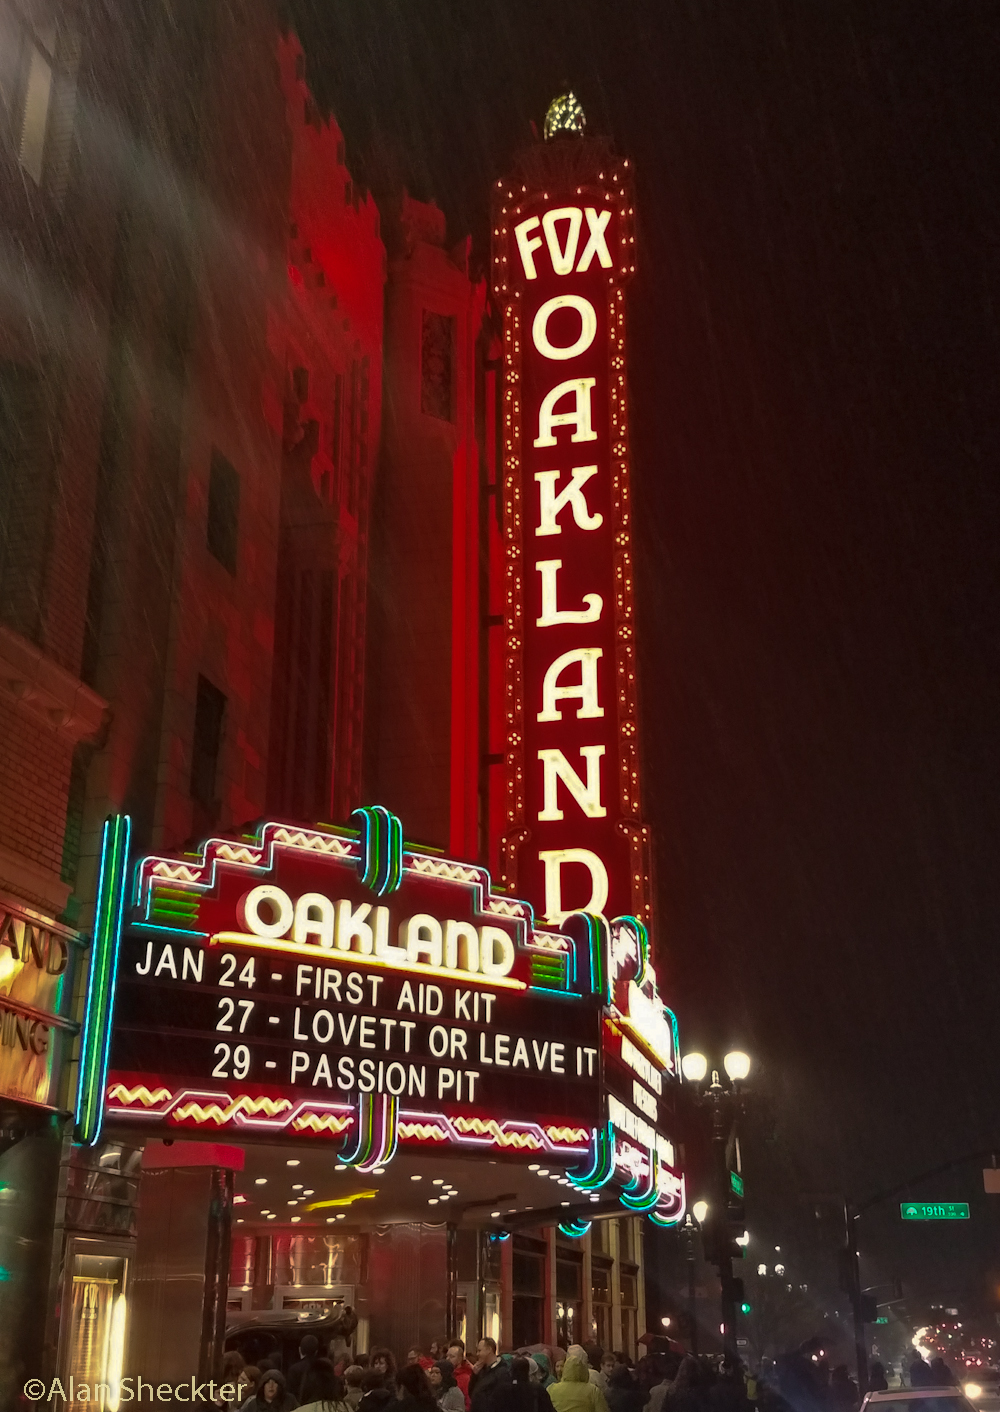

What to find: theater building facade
left=0, top=0, right=683, bottom=1400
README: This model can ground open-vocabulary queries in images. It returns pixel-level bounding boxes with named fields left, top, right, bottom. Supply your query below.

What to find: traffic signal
left=741, top=1301, right=753, bottom=1315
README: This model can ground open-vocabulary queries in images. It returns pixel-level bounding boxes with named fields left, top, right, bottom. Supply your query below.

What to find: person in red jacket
left=447, top=1341, right=476, bottom=1409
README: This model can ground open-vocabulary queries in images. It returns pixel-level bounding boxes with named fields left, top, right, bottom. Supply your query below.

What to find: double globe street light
left=680, top=1050, right=752, bottom=1362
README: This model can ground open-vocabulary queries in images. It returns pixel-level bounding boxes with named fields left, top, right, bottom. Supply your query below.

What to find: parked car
left=862, top=1391, right=978, bottom=1412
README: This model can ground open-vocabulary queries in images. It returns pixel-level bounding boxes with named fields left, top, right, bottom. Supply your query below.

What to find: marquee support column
left=127, top=1141, right=242, bottom=1387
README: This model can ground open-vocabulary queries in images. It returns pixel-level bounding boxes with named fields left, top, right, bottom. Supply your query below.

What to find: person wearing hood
left=566, top=1350, right=602, bottom=1390
left=241, top=1368, right=300, bottom=1412
left=530, top=1356, right=556, bottom=1390
left=548, top=1359, right=610, bottom=1412
left=430, top=1362, right=468, bottom=1412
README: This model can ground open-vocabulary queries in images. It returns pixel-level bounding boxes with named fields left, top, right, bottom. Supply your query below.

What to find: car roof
left=865, top=1394, right=968, bottom=1402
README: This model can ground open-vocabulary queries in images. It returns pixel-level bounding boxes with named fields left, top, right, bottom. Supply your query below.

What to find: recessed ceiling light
left=234, top=1194, right=248, bottom=1205
left=590, top=1196, right=600, bottom=1203
left=538, top=1169, right=549, bottom=1176
left=287, top=1160, right=300, bottom=1167
left=432, top=1179, right=444, bottom=1185
left=560, top=1202, right=570, bottom=1207
left=236, top=1218, right=244, bottom=1224
left=372, top=1167, right=386, bottom=1175
left=528, top=1164, right=540, bottom=1171
left=287, top=1200, right=298, bottom=1206
left=303, top=1189, right=315, bottom=1196
left=267, top=1214, right=276, bottom=1220
left=491, top=1211, right=501, bottom=1218
left=410, top=1175, right=422, bottom=1182
left=336, top=1212, right=346, bottom=1219
left=292, top=1184, right=303, bottom=1190
left=428, top=1198, right=438, bottom=1205
left=255, top=1178, right=267, bottom=1185
left=291, top=1216, right=301, bottom=1223
left=327, top=1217, right=334, bottom=1224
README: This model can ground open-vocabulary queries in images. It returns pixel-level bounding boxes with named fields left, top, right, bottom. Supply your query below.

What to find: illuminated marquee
left=492, top=130, right=647, bottom=926
left=97, top=809, right=683, bottom=1217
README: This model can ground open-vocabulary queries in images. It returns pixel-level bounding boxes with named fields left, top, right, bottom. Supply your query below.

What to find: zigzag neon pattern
left=409, top=856, right=481, bottom=885
left=292, top=1113, right=352, bottom=1135
left=452, top=1117, right=542, bottom=1149
left=398, top=1122, right=449, bottom=1141
left=108, top=1084, right=172, bottom=1107
left=545, top=1126, right=590, bottom=1143
left=172, top=1095, right=292, bottom=1126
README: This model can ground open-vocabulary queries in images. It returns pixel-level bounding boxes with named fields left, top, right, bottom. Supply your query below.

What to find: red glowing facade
left=492, top=138, right=650, bottom=928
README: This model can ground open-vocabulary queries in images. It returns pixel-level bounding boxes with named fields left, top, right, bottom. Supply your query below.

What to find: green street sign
left=876, top=1316, right=889, bottom=1325
left=900, top=1202, right=970, bottom=1221
left=730, top=1172, right=745, bottom=1198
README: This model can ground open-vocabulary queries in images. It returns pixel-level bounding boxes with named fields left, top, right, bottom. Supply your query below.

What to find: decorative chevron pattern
left=452, top=1117, right=543, bottom=1149
left=108, top=1084, right=172, bottom=1107
left=292, top=1113, right=352, bottom=1135
left=272, top=827, right=352, bottom=857
left=409, top=855, right=481, bottom=885
left=545, top=1125, right=590, bottom=1143
left=172, top=1094, right=293, bottom=1125
left=398, top=1121, right=450, bottom=1141
left=105, top=1084, right=355, bottom=1138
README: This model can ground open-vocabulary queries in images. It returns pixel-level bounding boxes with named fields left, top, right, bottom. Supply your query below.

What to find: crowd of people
left=218, top=1331, right=962, bottom=1412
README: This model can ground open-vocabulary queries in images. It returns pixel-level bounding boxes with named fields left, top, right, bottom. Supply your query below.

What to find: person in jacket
left=396, top=1364, right=439, bottom=1412
left=240, top=1369, right=300, bottom=1412
left=299, top=1364, right=351, bottom=1412
left=345, top=1368, right=365, bottom=1409
left=488, top=1358, right=555, bottom=1412
left=548, top=1359, right=610, bottom=1412
left=429, top=1362, right=467, bottom=1412
left=470, top=1339, right=513, bottom=1412
left=289, top=1340, right=322, bottom=1402
left=565, top=1351, right=602, bottom=1391
left=448, top=1342, right=476, bottom=1407
left=358, top=1370, right=395, bottom=1412
left=530, top=1356, right=556, bottom=1390
left=604, top=1366, right=642, bottom=1412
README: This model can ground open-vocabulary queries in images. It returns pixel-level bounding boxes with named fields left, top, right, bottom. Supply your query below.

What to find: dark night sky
left=288, top=0, right=1000, bottom=1312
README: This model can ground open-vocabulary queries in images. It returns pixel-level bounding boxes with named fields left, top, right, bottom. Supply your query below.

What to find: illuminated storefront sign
left=100, top=809, right=684, bottom=1217
left=0, top=898, right=81, bottom=1109
left=492, top=142, right=646, bottom=927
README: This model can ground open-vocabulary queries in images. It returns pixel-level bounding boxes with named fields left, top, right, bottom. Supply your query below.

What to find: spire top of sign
left=544, top=90, right=586, bottom=142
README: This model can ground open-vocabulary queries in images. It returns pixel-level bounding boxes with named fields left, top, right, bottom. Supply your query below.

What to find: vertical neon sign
left=493, top=105, right=649, bottom=927
left=75, top=813, right=131, bottom=1146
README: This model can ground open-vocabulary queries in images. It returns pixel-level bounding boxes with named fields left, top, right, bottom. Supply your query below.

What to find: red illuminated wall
left=367, top=195, right=488, bottom=857
left=490, top=138, right=650, bottom=928
left=267, top=37, right=385, bottom=826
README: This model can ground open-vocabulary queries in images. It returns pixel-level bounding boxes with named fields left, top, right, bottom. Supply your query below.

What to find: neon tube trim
left=75, top=814, right=131, bottom=1146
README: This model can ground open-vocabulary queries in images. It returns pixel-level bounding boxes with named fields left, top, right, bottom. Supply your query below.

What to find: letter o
left=385, top=1062, right=407, bottom=1095
left=428, top=1025, right=450, bottom=1058
left=312, top=1010, right=335, bottom=1044
left=532, top=295, right=597, bottom=361
left=239, top=884, right=293, bottom=938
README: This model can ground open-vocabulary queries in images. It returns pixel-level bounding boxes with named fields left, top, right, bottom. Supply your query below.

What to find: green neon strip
left=75, top=814, right=131, bottom=1146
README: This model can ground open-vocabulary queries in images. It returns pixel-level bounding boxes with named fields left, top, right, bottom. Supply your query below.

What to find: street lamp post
left=682, top=1050, right=752, bottom=1365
